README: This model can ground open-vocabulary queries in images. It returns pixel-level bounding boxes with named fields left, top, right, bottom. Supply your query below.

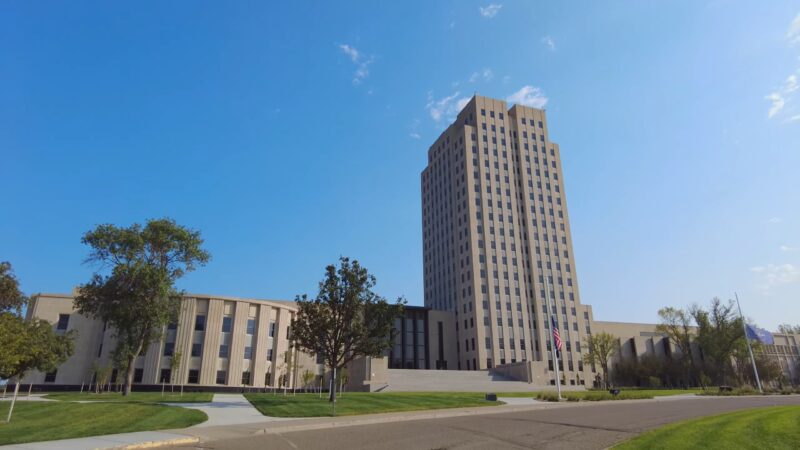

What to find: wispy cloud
left=410, top=118, right=421, bottom=139
left=339, top=44, right=373, bottom=85
left=768, top=217, right=782, bottom=224
left=469, top=68, right=494, bottom=83
left=502, top=75, right=510, bottom=84
left=541, top=36, right=556, bottom=51
left=750, top=263, right=800, bottom=292
left=426, top=92, right=470, bottom=123
left=789, top=13, right=800, bottom=46
left=507, top=85, right=548, bottom=108
left=780, top=245, right=799, bottom=252
left=479, top=4, right=502, bottom=18
left=766, top=72, right=798, bottom=118
left=766, top=14, right=800, bottom=119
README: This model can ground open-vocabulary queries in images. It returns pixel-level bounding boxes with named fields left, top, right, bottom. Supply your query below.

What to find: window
left=241, top=371, right=251, bottom=385
left=219, top=344, right=229, bottom=358
left=160, top=369, right=171, bottom=383
left=269, top=321, right=276, bottom=337
left=222, top=316, right=232, bottom=333
left=246, top=319, right=256, bottom=335
left=244, top=346, right=253, bottom=359
left=134, top=368, right=144, bottom=383
left=44, top=370, right=57, bottom=383
left=167, top=322, right=178, bottom=330
left=188, top=369, right=200, bottom=384
left=195, top=315, right=206, bottom=331
left=216, top=370, right=227, bottom=385
left=163, top=342, right=175, bottom=356
left=56, top=314, right=70, bottom=330
left=267, top=348, right=274, bottom=360
left=191, top=343, right=202, bottom=357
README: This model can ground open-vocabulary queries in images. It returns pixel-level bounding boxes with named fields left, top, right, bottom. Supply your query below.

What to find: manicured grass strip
left=615, top=405, right=800, bottom=450
left=0, top=401, right=207, bottom=445
left=44, top=391, right=214, bottom=403
left=244, top=392, right=500, bottom=417
left=496, top=389, right=701, bottom=399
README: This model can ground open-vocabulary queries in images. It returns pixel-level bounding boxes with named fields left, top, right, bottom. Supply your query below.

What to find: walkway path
left=164, top=393, right=289, bottom=428
left=0, top=393, right=282, bottom=449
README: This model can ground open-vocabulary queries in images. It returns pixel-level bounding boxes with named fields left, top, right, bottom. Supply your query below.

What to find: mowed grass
left=615, top=405, right=800, bottom=450
left=0, top=401, right=207, bottom=445
left=44, top=391, right=214, bottom=403
left=497, top=389, right=702, bottom=399
left=244, top=392, right=500, bottom=417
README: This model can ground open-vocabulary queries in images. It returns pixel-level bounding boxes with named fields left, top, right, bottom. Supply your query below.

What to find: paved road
left=173, top=395, right=800, bottom=449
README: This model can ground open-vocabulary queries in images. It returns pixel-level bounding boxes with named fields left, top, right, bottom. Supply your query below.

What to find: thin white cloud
left=766, top=73, right=796, bottom=118
left=789, top=13, right=800, bottom=46
left=507, top=85, right=548, bottom=108
left=426, top=91, right=471, bottom=123
left=766, top=13, right=800, bottom=118
left=469, top=68, right=494, bottom=83
left=750, top=263, right=800, bottom=291
left=339, top=44, right=373, bottom=85
left=502, top=75, right=510, bottom=84
left=768, top=217, right=782, bottom=224
left=766, top=91, right=786, bottom=118
left=541, top=36, right=556, bottom=51
left=479, top=4, right=502, bottom=18
left=410, top=118, right=422, bottom=139
left=780, top=245, right=799, bottom=252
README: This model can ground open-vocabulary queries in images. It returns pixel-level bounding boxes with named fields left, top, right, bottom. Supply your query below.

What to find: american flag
left=551, top=316, right=563, bottom=355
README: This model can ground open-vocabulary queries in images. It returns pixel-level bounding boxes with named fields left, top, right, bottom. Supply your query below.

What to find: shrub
left=536, top=392, right=560, bottom=402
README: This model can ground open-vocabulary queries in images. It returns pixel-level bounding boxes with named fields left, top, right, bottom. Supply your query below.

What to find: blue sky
left=2, top=1, right=799, bottom=330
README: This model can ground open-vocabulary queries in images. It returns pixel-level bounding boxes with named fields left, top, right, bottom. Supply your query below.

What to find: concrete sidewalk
left=164, top=393, right=290, bottom=427
left=0, top=393, right=270, bottom=449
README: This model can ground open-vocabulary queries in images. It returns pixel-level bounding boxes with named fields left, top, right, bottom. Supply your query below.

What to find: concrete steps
left=384, top=369, right=545, bottom=392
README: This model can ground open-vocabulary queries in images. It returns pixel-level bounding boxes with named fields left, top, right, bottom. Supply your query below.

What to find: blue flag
left=745, top=324, right=774, bottom=345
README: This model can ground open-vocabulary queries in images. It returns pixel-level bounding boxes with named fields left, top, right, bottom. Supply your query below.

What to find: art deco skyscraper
left=421, top=95, right=595, bottom=386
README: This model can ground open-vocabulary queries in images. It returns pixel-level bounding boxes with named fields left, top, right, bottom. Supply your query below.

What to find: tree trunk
left=123, top=355, right=137, bottom=396
left=329, top=366, right=336, bottom=402
left=5, top=380, right=20, bottom=423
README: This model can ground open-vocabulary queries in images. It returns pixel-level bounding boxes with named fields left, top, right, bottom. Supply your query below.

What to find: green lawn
left=0, top=401, right=207, bottom=445
left=615, top=406, right=800, bottom=450
left=244, top=392, right=501, bottom=417
left=44, top=391, right=214, bottom=403
left=496, top=389, right=702, bottom=399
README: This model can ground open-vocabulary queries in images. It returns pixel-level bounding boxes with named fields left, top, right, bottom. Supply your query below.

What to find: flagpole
left=544, top=276, right=562, bottom=400
left=735, top=293, right=762, bottom=393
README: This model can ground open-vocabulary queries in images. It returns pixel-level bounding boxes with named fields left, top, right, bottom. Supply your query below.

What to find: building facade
left=21, top=293, right=458, bottom=391
left=421, top=95, right=594, bottom=385
left=24, top=292, right=319, bottom=390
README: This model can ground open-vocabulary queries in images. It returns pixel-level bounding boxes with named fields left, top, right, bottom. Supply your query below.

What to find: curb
left=110, top=437, right=199, bottom=449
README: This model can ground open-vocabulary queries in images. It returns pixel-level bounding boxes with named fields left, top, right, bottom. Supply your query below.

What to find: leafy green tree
left=0, top=262, right=27, bottom=313
left=777, top=324, right=800, bottom=334
left=301, top=369, right=315, bottom=393
left=582, top=332, right=618, bottom=389
left=75, top=218, right=210, bottom=395
left=292, top=257, right=404, bottom=402
left=0, top=261, right=74, bottom=422
left=656, top=307, right=696, bottom=385
left=690, top=298, right=744, bottom=385
left=94, top=363, right=113, bottom=393
left=170, top=350, right=183, bottom=395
